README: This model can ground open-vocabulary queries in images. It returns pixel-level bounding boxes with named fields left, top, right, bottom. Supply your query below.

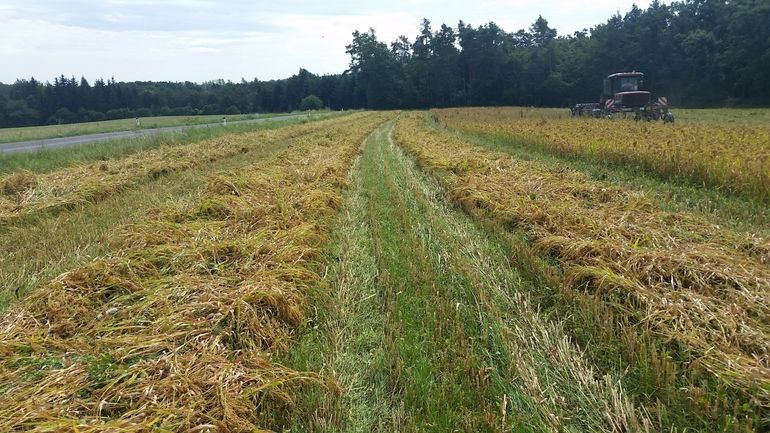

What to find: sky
left=0, top=0, right=658, bottom=84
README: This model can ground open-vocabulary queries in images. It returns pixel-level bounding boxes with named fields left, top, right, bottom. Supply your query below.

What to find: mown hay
left=0, top=169, right=37, bottom=197
left=435, top=107, right=770, bottom=204
left=0, top=112, right=393, bottom=430
left=393, top=112, right=770, bottom=411
left=0, top=113, right=372, bottom=227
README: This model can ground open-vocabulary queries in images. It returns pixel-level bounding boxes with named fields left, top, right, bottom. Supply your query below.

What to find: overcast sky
left=0, top=0, right=658, bottom=84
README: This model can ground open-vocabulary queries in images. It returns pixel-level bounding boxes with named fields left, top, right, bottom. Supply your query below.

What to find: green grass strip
left=276, top=128, right=393, bottom=432
left=284, top=120, right=648, bottom=432
left=0, top=112, right=345, bottom=175
left=0, top=112, right=315, bottom=144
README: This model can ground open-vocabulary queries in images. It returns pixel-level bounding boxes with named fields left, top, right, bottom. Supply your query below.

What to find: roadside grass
left=0, top=111, right=344, bottom=175
left=280, top=121, right=647, bottom=432
left=0, top=111, right=315, bottom=144
left=428, top=113, right=770, bottom=236
left=397, top=112, right=767, bottom=432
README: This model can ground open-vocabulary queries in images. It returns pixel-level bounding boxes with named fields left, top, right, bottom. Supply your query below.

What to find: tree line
left=0, top=72, right=362, bottom=128
left=1, top=0, right=767, bottom=128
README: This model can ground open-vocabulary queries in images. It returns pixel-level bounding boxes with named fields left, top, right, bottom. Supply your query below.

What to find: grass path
left=281, top=125, right=393, bottom=432
left=283, top=120, right=648, bottom=432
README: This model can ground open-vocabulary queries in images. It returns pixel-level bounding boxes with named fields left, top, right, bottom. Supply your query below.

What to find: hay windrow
left=393, top=112, right=770, bottom=411
left=0, top=112, right=394, bottom=430
left=0, top=113, right=370, bottom=227
left=0, top=169, right=37, bottom=201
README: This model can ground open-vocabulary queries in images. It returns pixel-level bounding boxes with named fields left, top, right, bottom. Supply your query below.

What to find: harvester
left=571, top=72, right=674, bottom=122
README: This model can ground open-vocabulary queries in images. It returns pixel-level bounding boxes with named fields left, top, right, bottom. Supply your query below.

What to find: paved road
left=0, top=114, right=308, bottom=154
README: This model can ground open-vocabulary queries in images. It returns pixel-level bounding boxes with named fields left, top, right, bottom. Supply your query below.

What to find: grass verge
left=0, top=111, right=343, bottom=175
left=0, top=112, right=312, bottom=144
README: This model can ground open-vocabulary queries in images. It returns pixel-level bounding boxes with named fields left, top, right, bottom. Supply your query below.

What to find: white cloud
left=1, top=0, right=662, bottom=83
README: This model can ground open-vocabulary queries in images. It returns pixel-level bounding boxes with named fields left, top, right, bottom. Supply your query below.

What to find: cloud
left=0, top=0, right=662, bottom=83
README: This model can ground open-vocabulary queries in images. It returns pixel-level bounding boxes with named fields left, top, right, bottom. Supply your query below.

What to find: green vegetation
left=0, top=112, right=291, bottom=144
left=0, top=112, right=341, bottom=174
left=299, top=95, right=324, bottom=111
left=394, top=111, right=768, bottom=431
left=1, top=107, right=767, bottom=431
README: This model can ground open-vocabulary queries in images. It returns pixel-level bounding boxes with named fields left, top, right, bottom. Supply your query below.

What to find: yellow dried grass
left=394, top=112, right=770, bottom=408
left=0, top=112, right=393, bottom=430
left=0, top=114, right=370, bottom=226
left=435, top=107, right=770, bottom=204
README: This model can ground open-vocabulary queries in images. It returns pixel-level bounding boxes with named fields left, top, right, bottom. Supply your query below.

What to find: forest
left=0, top=0, right=768, bottom=128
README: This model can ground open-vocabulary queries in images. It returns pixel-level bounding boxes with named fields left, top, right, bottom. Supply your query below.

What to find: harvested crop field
left=1, top=108, right=768, bottom=432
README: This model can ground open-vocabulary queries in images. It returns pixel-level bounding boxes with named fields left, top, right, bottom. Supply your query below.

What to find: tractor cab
left=601, top=72, right=651, bottom=111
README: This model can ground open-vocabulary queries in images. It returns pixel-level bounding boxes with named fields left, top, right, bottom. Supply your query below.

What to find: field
left=0, top=112, right=306, bottom=144
left=0, top=112, right=343, bottom=175
left=0, top=108, right=768, bottom=432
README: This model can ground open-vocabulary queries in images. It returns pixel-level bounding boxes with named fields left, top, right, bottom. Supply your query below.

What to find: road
left=0, top=114, right=308, bottom=154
